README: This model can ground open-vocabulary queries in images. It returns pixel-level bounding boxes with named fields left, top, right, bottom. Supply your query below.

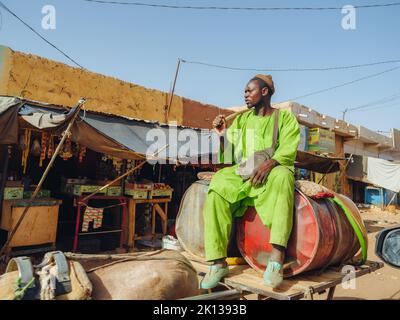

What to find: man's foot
left=263, top=261, right=283, bottom=289
left=200, top=265, right=229, bottom=289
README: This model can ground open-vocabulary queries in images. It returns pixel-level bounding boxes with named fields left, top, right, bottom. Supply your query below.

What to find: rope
left=79, top=202, right=127, bottom=210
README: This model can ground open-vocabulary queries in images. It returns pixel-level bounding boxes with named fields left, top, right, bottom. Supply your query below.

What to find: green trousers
left=204, top=166, right=295, bottom=261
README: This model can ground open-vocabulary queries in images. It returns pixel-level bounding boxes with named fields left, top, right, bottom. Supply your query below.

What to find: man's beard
left=250, top=98, right=263, bottom=109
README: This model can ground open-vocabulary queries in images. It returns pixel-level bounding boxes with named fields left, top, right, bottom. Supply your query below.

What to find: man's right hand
left=213, top=115, right=226, bottom=136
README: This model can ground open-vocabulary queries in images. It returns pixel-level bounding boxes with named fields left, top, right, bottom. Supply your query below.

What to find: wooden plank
left=335, top=135, right=352, bottom=197
left=187, top=258, right=304, bottom=300
left=163, top=202, right=168, bottom=234
left=151, top=204, right=156, bottom=235
left=154, top=204, right=167, bottom=222
left=154, top=203, right=168, bottom=234
left=184, top=252, right=383, bottom=300
left=8, top=204, right=59, bottom=247
left=130, top=198, right=171, bottom=204
left=78, top=229, right=122, bottom=236
left=224, top=273, right=304, bottom=300
left=0, top=200, right=13, bottom=230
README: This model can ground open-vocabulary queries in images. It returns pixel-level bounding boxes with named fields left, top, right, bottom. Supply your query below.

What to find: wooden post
left=164, top=202, right=169, bottom=234
left=127, top=199, right=136, bottom=249
left=0, top=145, right=11, bottom=219
left=385, top=192, right=397, bottom=211
left=335, top=135, right=352, bottom=198
left=151, top=204, right=156, bottom=236
left=165, top=58, right=181, bottom=124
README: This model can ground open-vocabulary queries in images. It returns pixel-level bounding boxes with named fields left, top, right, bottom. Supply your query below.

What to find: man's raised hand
left=213, top=114, right=227, bottom=136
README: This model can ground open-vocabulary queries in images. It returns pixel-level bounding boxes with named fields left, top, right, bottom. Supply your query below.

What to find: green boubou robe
left=204, top=108, right=300, bottom=261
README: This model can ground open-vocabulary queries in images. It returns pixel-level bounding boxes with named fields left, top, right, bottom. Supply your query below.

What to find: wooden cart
left=182, top=253, right=384, bottom=300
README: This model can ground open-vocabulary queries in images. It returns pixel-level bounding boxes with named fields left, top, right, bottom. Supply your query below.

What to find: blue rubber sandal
left=263, top=261, right=283, bottom=289
left=200, top=265, right=229, bottom=289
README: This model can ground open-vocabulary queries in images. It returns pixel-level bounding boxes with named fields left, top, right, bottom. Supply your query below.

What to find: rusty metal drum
left=237, top=189, right=367, bottom=277
left=176, top=180, right=239, bottom=259
left=175, top=181, right=209, bottom=258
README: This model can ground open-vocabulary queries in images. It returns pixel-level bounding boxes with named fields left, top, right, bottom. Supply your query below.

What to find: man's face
left=244, top=80, right=268, bottom=108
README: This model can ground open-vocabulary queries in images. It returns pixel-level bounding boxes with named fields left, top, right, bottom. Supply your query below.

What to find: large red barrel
left=237, top=189, right=367, bottom=277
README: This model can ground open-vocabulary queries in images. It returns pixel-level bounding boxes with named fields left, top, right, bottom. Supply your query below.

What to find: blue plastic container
left=364, top=187, right=382, bottom=205
left=364, top=187, right=398, bottom=206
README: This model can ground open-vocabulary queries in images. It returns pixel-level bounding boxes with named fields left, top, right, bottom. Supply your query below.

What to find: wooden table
left=182, top=252, right=384, bottom=300
left=127, top=198, right=171, bottom=249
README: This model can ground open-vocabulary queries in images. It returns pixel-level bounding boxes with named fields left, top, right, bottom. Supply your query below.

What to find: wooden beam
left=335, top=135, right=352, bottom=198
left=127, top=199, right=136, bottom=248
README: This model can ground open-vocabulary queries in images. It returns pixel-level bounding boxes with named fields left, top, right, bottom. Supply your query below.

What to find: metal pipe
left=179, top=289, right=242, bottom=300
left=0, top=98, right=87, bottom=261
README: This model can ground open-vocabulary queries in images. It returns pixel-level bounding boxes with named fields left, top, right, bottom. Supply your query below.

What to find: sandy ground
left=317, top=205, right=400, bottom=300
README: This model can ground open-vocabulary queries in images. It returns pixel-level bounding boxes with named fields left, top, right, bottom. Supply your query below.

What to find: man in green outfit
left=201, top=74, right=300, bottom=289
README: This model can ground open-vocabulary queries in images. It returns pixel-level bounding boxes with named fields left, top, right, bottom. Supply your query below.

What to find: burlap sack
left=88, top=250, right=199, bottom=300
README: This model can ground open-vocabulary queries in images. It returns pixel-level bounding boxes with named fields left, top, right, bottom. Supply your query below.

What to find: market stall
left=0, top=97, right=198, bottom=257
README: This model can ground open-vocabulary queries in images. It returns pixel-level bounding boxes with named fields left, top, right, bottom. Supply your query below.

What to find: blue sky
left=0, top=0, right=399, bottom=132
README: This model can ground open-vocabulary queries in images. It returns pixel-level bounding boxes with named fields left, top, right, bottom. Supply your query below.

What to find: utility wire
left=81, top=0, right=400, bottom=11
left=2, top=0, right=398, bottom=106
left=285, top=65, right=400, bottom=101
left=350, top=101, right=400, bottom=112
left=181, top=58, right=400, bottom=72
left=181, top=58, right=400, bottom=101
left=0, top=1, right=84, bottom=69
left=346, top=92, right=400, bottom=112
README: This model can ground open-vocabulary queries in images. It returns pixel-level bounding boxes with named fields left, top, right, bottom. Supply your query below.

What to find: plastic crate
left=106, top=186, right=122, bottom=196
left=23, top=189, right=51, bottom=199
left=68, top=184, right=107, bottom=196
left=148, top=188, right=173, bottom=200
left=3, top=187, right=24, bottom=200
left=125, top=188, right=148, bottom=200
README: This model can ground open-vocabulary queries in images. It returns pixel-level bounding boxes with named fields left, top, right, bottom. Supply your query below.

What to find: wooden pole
left=121, top=159, right=127, bottom=196
left=216, top=107, right=253, bottom=130
left=0, top=145, right=11, bottom=219
left=165, top=58, right=181, bottom=123
left=384, top=192, right=397, bottom=211
left=0, top=98, right=87, bottom=261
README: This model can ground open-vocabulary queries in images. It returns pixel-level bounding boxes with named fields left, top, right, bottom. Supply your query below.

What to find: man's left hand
left=249, top=159, right=279, bottom=186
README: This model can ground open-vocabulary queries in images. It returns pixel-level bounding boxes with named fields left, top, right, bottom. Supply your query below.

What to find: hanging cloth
left=81, top=206, right=104, bottom=232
